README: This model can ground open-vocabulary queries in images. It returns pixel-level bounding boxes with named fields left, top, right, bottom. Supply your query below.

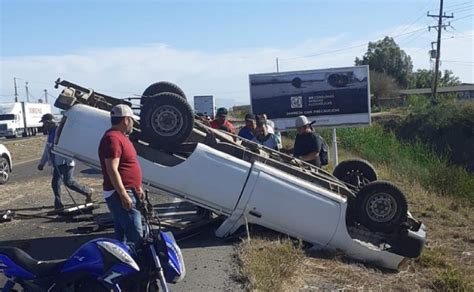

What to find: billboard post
left=332, top=128, right=338, bottom=166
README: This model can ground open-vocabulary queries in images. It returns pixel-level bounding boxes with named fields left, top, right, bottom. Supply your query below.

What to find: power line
left=449, top=13, right=474, bottom=23
left=448, top=5, right=474, bottom=13
left=281, top=27, right=427, bottom=61
left=395, top=0, right=437, bottom=36
left=441, top=60, right=474, bottom=64
left=444, top=1, right=472, bottom=9
left=399, top=28, right=430, bottom=46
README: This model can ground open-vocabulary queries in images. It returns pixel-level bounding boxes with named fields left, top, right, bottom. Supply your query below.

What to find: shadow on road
left=0, top=220, right=236, bottom=261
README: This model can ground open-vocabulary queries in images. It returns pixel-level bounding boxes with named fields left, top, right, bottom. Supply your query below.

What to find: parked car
left=52, top=79, right=426, bottom=270
left=0, top=144, right=12, bottom=184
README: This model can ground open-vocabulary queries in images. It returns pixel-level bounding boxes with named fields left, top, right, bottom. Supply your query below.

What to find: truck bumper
left=388, top=224, right=427, bottom=258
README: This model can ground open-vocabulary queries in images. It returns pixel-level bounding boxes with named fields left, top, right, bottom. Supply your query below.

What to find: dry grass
left=235, top=149, right=474, bottom=291
left=2, top=136, right=46, bottom=164
left=235, top=238, right=305, bottom=292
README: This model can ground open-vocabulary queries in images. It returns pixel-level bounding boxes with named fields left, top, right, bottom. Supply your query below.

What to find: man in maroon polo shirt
left=98, top=104, right=144, bottom=245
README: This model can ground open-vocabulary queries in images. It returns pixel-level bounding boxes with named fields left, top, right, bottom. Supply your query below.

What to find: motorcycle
left=0, top=191, right=185, bottom=291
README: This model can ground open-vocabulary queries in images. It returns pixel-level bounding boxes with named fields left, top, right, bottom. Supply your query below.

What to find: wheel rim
left=365, top=192, right=398, bottom=223
left=0, top=160, right=9, bottom=182
left=344, top=170, right=371, bottom=187
left=150, top=105, right=183, bottom=137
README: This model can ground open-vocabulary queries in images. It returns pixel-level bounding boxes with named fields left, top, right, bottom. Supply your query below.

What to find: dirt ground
left=1, top=136, right=46, bottom=165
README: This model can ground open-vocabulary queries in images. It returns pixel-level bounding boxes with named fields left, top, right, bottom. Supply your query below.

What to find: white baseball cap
left=110, top=104, right=134, bottom=118
left=295, top=115, right=315, bottom=128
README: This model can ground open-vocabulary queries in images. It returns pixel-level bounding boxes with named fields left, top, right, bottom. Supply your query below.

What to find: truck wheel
left=140, top=92, right=194, bottom=150
left=333, top=159, right=377, bottom=188
left=0, top=157, right=10, bottom=184
left=141, top=82, right=187, bottom=107
left=356, top=181, right=407, bottom=232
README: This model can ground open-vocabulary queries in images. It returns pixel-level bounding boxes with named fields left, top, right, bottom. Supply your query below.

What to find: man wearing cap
left=210, top=107, right=236, bottom=134
left=98, top=104, right=144, bottom=245
left=293, top=115, right=323, bottom=167
left=238, top=113, right=256, bottom=140
left=38, top=113, right=94, bottom=209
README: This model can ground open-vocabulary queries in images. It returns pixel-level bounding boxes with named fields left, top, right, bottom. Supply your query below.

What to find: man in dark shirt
left=238, top=113, right=256, bottom=140
left=293, top=115, right=322, bottom=167
left=98, top=104, right=144, bottom=245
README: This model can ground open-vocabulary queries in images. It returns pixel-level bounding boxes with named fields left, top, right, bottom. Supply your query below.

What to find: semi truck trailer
left=0, top=102, right=52, bottom=138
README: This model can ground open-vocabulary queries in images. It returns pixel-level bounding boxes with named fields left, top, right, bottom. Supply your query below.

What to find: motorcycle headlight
left=97, top=241, right=140, bottom=272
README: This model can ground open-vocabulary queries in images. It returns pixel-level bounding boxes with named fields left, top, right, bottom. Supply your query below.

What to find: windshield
left=0, top=114, right=16, bottom=121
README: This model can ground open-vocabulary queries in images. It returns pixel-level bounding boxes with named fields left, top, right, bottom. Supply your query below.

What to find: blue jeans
left=52, top=164, right=91, bottom=209
left=105, top=190, right=143, bottom=245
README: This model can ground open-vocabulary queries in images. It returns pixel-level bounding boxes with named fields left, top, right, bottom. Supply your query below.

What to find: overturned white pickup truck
left=52, top=79, right=425, bottom=270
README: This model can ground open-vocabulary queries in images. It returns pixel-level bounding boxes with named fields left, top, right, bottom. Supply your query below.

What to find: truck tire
left=140, top=92, right=194, bottom=150
left=356, top=181, right=407, bottom=232
left=333, top=159, right=377, bottom=188
left=141, top=82, right=187, bottom=107
left=0, top=157, right=11, bottom=184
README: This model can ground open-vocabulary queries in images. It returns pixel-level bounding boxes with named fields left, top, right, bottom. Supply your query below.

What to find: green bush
left=406, top=94, right=430, bottom=109
left=337, top=124, right=474, bottom=202
left=397, top=100, right=474, bottom=172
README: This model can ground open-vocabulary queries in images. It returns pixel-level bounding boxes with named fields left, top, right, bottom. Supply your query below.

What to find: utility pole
left=276, top=57, right=280, bottom=72
left=25, top=82, right=30, bottom=102
left=13, top=77, right=19, bottom=102
left=44, top=89, right=48, bottom=103
left=428, top=0, right=453, bottom=103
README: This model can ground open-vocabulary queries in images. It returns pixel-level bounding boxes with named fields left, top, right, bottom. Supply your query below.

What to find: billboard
left=249, top=65, right=371, bottom=130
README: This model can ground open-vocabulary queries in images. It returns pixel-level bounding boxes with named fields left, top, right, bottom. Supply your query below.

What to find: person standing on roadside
left=238, top=113, right=256, bottom=140
left=210, top=107, right=236, bottom=134
left=252, top=121, right=280, bottom=151
left=38, top=113, right=94, bottom=210
left=258, top=113, right=282, bottom=148
left=98, top=104, right=144, bottom=245
left=293, top=115, right=323, bottom=167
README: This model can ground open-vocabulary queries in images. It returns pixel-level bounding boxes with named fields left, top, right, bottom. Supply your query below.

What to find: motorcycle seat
left=0, top=246, right=66, bottom=277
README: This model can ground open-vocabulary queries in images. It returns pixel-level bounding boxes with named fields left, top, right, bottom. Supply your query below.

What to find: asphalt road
left=1, top=160, right=243, bottom=291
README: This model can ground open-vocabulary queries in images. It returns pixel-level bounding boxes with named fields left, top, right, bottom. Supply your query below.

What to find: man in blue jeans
left=38, top=113, right=93, bottom=209
left=98, top=104, right=144, bottom=245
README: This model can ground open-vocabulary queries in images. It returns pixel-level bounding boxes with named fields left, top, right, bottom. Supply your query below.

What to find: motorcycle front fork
left=149, top=245, right=168, bottom=292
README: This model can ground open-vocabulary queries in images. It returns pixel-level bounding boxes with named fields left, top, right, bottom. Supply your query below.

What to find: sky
left=1, top=0, right=473, bottom=110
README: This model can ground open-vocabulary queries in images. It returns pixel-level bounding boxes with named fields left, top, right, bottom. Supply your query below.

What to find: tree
left=355, top=37, right=413, bottom=88
left=409, top=69, right=461, bottom=89
left=369, top=71, right=400, bottom=107
left=439, top=70, right=461, bottom=87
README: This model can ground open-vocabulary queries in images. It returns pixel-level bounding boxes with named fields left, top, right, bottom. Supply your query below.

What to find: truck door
left=240, top=162, right=342, bottom=247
